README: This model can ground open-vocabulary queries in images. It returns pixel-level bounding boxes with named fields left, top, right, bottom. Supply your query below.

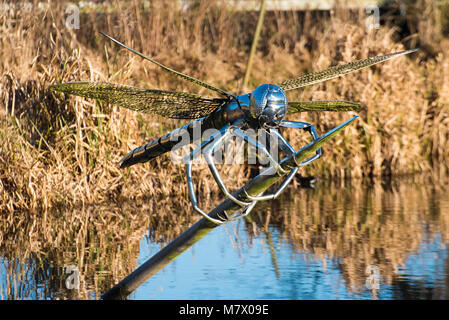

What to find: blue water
left=131, top=222, right=448, bottom=300
left=2, top=177, right=449, bottom=300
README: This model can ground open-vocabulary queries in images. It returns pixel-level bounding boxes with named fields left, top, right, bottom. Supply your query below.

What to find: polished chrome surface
left=51, top=33, right=416, bottom=223
left=249, top=84, right=288, bottom=128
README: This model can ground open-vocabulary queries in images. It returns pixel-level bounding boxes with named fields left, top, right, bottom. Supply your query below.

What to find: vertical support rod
left=242, top=0, right=267, bottom=91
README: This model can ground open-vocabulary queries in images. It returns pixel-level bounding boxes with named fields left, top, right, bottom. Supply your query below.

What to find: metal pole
left=101, top=116, right=358, bottom=300
left=242, top=0, right=267, bottom=91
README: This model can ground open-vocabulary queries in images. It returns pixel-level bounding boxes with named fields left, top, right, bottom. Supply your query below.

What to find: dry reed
left=1, top=0, right=448, bottom=214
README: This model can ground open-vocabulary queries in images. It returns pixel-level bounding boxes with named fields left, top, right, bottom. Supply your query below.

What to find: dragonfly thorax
left=249, top=84, right=287, bottom=129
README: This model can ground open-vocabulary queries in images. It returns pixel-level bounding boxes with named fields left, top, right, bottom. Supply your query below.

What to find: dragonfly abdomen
left=119, top=118, right=207, bottom=168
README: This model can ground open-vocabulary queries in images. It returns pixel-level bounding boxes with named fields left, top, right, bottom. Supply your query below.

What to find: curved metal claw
left=184, top=128, right=229, bottom=225
left=203, top=130, right=252, bottom=207
left=233, top=127, right=289, bottom=175
left=186, top=162, right=226, bottom=225
left=279, top=120, right=322, bottom=166
left=184, top=125, right=254, bottom=224
left=221, top=197, right=258, bottom=221
left=243, top=167, right=299, bottom=201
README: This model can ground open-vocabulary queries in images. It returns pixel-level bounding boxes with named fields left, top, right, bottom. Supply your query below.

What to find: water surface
left=1, top=174, right=448, bottom=299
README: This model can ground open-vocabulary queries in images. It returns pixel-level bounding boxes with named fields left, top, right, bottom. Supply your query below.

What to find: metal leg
left=279, top=120, right=322, bottom=166
left=184, top=124, right=255, bottom=224
left=223, top=198, right=258, bottom=221
left=184, top=129, right=227, bottom=225
left=203, top=130, right=252, bottom=208
left=267, top=128, right=295, bottom=158
left=233, top=127, right=288, bottom=175
left=244, top=168, right=298, bottom=201
left=243, top=129, right=299, bottom=201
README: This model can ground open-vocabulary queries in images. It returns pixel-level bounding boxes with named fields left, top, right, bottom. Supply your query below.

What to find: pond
left=133, top=220, right=448, bottom=300
left=1, top=173, right=449, bottom=300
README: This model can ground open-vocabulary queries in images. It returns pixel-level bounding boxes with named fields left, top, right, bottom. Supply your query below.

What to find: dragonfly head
left=249, top=84, right=287, bottom=129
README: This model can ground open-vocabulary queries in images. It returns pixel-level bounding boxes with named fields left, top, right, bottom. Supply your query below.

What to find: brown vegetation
left=1, top=1, right=448, bottom=213
left=0, top=0, right=449, bottom=299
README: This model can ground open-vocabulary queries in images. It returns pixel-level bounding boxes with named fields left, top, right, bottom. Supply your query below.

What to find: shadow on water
left=1, top=172, right=449, bottom=299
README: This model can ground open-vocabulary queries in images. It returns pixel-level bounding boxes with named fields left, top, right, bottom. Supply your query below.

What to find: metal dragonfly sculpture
left=51, top=32, right=417, bottom=224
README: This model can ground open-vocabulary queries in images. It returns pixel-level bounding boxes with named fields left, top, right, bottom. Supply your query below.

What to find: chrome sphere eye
left=250, top=84, right=270, bottom=118
left=249, top=84, right=287, bottom=128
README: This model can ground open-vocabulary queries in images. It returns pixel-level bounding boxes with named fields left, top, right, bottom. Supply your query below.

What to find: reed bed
left=1, top=0, right=448, bottom=214
left=0, top=1, right=449, bottom=212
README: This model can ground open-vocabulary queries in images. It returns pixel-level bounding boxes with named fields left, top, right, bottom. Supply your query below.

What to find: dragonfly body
left=120, top=84, right=289, bottom=168
left=119, top=91, right=250, bottom=168
left=50, top=32, right=417, bottom=224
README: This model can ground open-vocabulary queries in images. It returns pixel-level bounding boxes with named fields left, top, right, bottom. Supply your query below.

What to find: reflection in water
left=1, top=173, right=448, bottom=299
left=392, top=234, right=449, bottom=299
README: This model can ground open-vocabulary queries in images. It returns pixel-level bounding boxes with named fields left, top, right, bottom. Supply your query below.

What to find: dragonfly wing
left=100, top=32, right=234, bottom=99
left=287, top=100, right=362, bottom=114
left=278, top=49, right=418, bottom=91
left=50, top=82, right=227, bottom=119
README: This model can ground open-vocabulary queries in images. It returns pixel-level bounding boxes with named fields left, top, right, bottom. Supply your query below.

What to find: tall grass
left=1, top=0, right=448, bottom=214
